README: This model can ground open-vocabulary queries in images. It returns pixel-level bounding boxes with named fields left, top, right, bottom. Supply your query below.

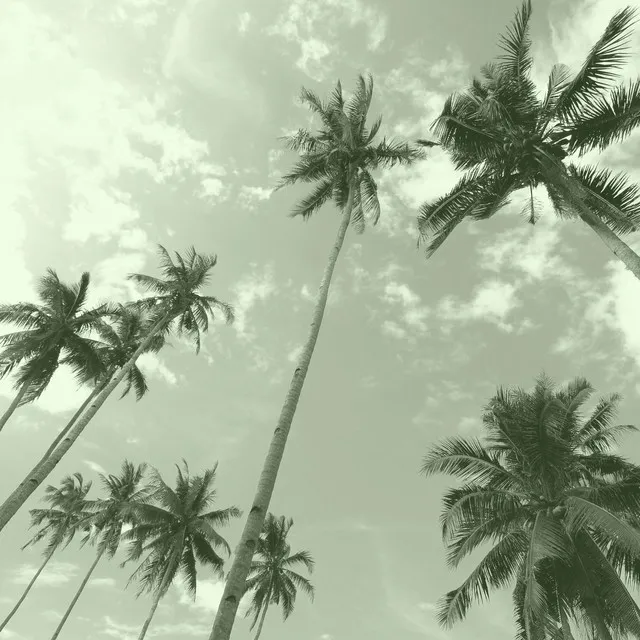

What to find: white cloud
left=231, top=265, right=277, bottom=341
left=238, top=185, right=273, bottom=210
left=438, top=280, right=521, bottom=332
left=267, top=0, right=387, bottom=80
left=89, top=577, right=117, bottom=588
left=174, top=577, right=250, bottom=618
left=11, top=562, right=78, bottom=586
left=287, top=344, right=303, bottom=363
left=458, top=416, right=482, bottom=435
left=238, top=11, right=251, bottom=33
left=379, top=280, right=429, bottom=338
left=381, top=320, right=407, bottom=340
left=84, top=459, right=106, bottom=474
left=137, top=352, right=179, bottom=387
left=300, top=282, right=342, bottom=307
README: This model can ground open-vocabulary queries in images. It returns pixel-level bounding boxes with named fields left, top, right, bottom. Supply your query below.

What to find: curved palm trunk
left=0, top=380, right=30, bottom=433
left=137, top=589, right=164, bottom=640
left=0, top=315, right=168, bottom=534
left=578, top=209, right=640, bottom=281
left=253, top=595, right=271, bottom=640
left=209, top=190, right=354, bottom=640
left=37, top=382, right=107, bottom=467
left=49, top=548, right=104, bottom=640
left=0, top=546, right=56, bottom=630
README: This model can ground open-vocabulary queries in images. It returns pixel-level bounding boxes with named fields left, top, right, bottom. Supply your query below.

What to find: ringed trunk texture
left=0, top=546, right=56, bottom=630
left=50, top=548, right=104, bottom=640
left=37, top=382, right=107, bottom=467
left=0, top=381, right=30, bottom=433
left=0, top=315, right=168, bottom=534
left=209, top=191, right=354, bottom=640
left=579, top=209, right=640, bottom=282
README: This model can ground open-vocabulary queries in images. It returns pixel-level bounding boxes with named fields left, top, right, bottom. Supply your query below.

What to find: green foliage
left=243, top=513, right=315, bottom=631
left=419, top=2, right=640, bottom=255
left=278, top=74, right=425, bottom=233
left=422, top=374, right=640, bottom=637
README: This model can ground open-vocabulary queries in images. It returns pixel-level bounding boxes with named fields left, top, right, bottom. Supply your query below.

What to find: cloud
left=287, top=344, right=303, bottom=363
left=267, top=0, right=387, bottom=80
left=174, top=577, right=250, bottom=619
left=238, top=11, right=251, bottom=33
left=11, top=562, right=77, bottom=586
left=458, top=416, right=483, bottom=435
left=238, top=185, right=273, bottom=210
left=438, top=280, right=521, bottom=332
left=378, top=277, right=429, bottom=340
left=84, top=459, right=106, bottom=474
left=137, top=352, right=179, bottom=387
left=231, top=265, right=277, bottom=341
left=89, top=577, right=117, bottom=588
left=300, top=281, right=342, bottom=307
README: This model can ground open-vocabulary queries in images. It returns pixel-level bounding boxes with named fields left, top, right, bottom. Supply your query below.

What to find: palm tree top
left=127, top=245, right=234, bottom=354
left=120, top=461, right=241, bottom=599
left=418, top=2, right=640, bottom=256
left=277, top=73, right=425, bottom=233
left=422, top=373, right=640, bottom=636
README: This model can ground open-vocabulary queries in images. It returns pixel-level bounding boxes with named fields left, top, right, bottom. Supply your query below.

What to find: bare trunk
left=0, top=546, right=55, bottom=630
left=0, top=381, right=30, bottom=433
left=209, top=190, right=354, bottom=640
left=49, top=548, right=104, bottom=640
left=253, top=594, right=271, bottom=640
left=0, top=315, right=168, bottom=533
left=579, top=209, right=640, bottom=281
left=137, top=589, right=163, bottom=640
left=37, top=382, right=107, bottom=467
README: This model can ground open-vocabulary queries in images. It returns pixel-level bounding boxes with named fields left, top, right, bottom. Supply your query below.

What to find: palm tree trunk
left=137, top=589, right=164, bottom=640
left=0, top=315, right=169, bottom=534
left=49, top=548, right=104, bottom=640
left=0, top=380, right=30, bottom=433
left=209, top=186, right=355, bottom=640
left=0, top=546, right=55, bottom=630
left=578, top=209, right=640, bottom=281
left=253, top=599, right=271, bottom=640
left=37, top=381, right=107, bottom=467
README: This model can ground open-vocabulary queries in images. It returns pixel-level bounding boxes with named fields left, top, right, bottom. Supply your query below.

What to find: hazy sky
left=1, top=0, right=640, bottom=639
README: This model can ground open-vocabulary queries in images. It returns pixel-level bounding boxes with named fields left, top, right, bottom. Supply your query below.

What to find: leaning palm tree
left=422, top=374, right=640, bottom=639
left=0, top=245, right=234, bottom=534
left=0, top=269, right=108, bottom=431
left=0, top=473, right=92, bottom=631
left=418, top=2, right=640, bottom=280
left=121, top=462, right=241, bottom=640
left=36, top=306, right=165, bottom=468
left=244, top=513, right=315, bottom=640
left=49, top=461, right=149, bottom=640
left=210, top=74, right=424, bottom=640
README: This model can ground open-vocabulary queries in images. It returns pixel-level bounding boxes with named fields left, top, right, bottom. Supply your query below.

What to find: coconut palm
left=0, top=270, right=108, bottom=431
left=0, top=473, right=92, bottom=631
left=244, top=513, right=315, bottom=640
left=0, top=245, right=233, bottom=534
left=210, top=74, right=424, bottom=640
left=421, top=374, right=640, bottom=639
left=49, top=461, right=149, bottom=640
left=36, top=306, right=165, bottom=468
left=121, top=462, right=241, bottom=640
left=417, top=2, right=640, bottom=281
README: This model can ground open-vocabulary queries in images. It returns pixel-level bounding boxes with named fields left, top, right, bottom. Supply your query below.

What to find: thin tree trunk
left=137, top=566, right=174, bottom=640
left=253, top=591, right=271, bottom=640
left=579, top=209, right=640, bottom=281
left=49, top=548, right=104, bottom=640
left=0, top=546, right=55, bottom=630
left=0, top=380, right=30, bottom=433
left=37, top=381, right=107, bottom=467
left=209, top=188, right=355, bottom=640
left=0, top=315, right=168, bottom=534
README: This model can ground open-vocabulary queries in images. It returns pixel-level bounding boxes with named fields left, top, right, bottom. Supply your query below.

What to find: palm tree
left=0, top=245, right=233, bottom=534
left=121, top=462, right=241, bottom=640
left=0, top=269, right=108, bottom=431
left=417, top=2, right=640, bottom=281
left=244, top=513, right=315, bottom=640
left=0, top=473, right=92, bottom=631
left=421, top=374, right=640, bottom=639
left=210, top=74, right=424, bottom=640
left=36, top=306, right=165, bottom=468
left=49, top=461, right=149, bottom=640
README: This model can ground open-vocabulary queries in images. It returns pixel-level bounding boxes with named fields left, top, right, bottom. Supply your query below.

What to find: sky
left=1, top=0, right=640, bottom=639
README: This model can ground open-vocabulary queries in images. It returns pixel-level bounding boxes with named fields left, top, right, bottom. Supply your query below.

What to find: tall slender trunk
left=0, top=315, right=168, bottom=534
left=0, top=380, right=30, bottom=433
left=37, top=382, right=107, bottom=467
left=253, top=590, right=271, bottom=640
left=578, top=209, right=640, bottom=281
left=209, top=189, right=354, bottom=640
left=49, top=548, right=104, bottom=640
left=137, top=563, right=175, bottom=640
left=0, top=546, right=56, bottom=630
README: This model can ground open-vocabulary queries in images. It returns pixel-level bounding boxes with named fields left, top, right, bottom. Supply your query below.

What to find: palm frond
left=497, top=0, right=533, bottom=81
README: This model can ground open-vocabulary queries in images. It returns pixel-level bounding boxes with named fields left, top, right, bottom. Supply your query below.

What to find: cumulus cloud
left=231, top=265, right=277, bottom=341
left=11, top=562, right=78, bottom=586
